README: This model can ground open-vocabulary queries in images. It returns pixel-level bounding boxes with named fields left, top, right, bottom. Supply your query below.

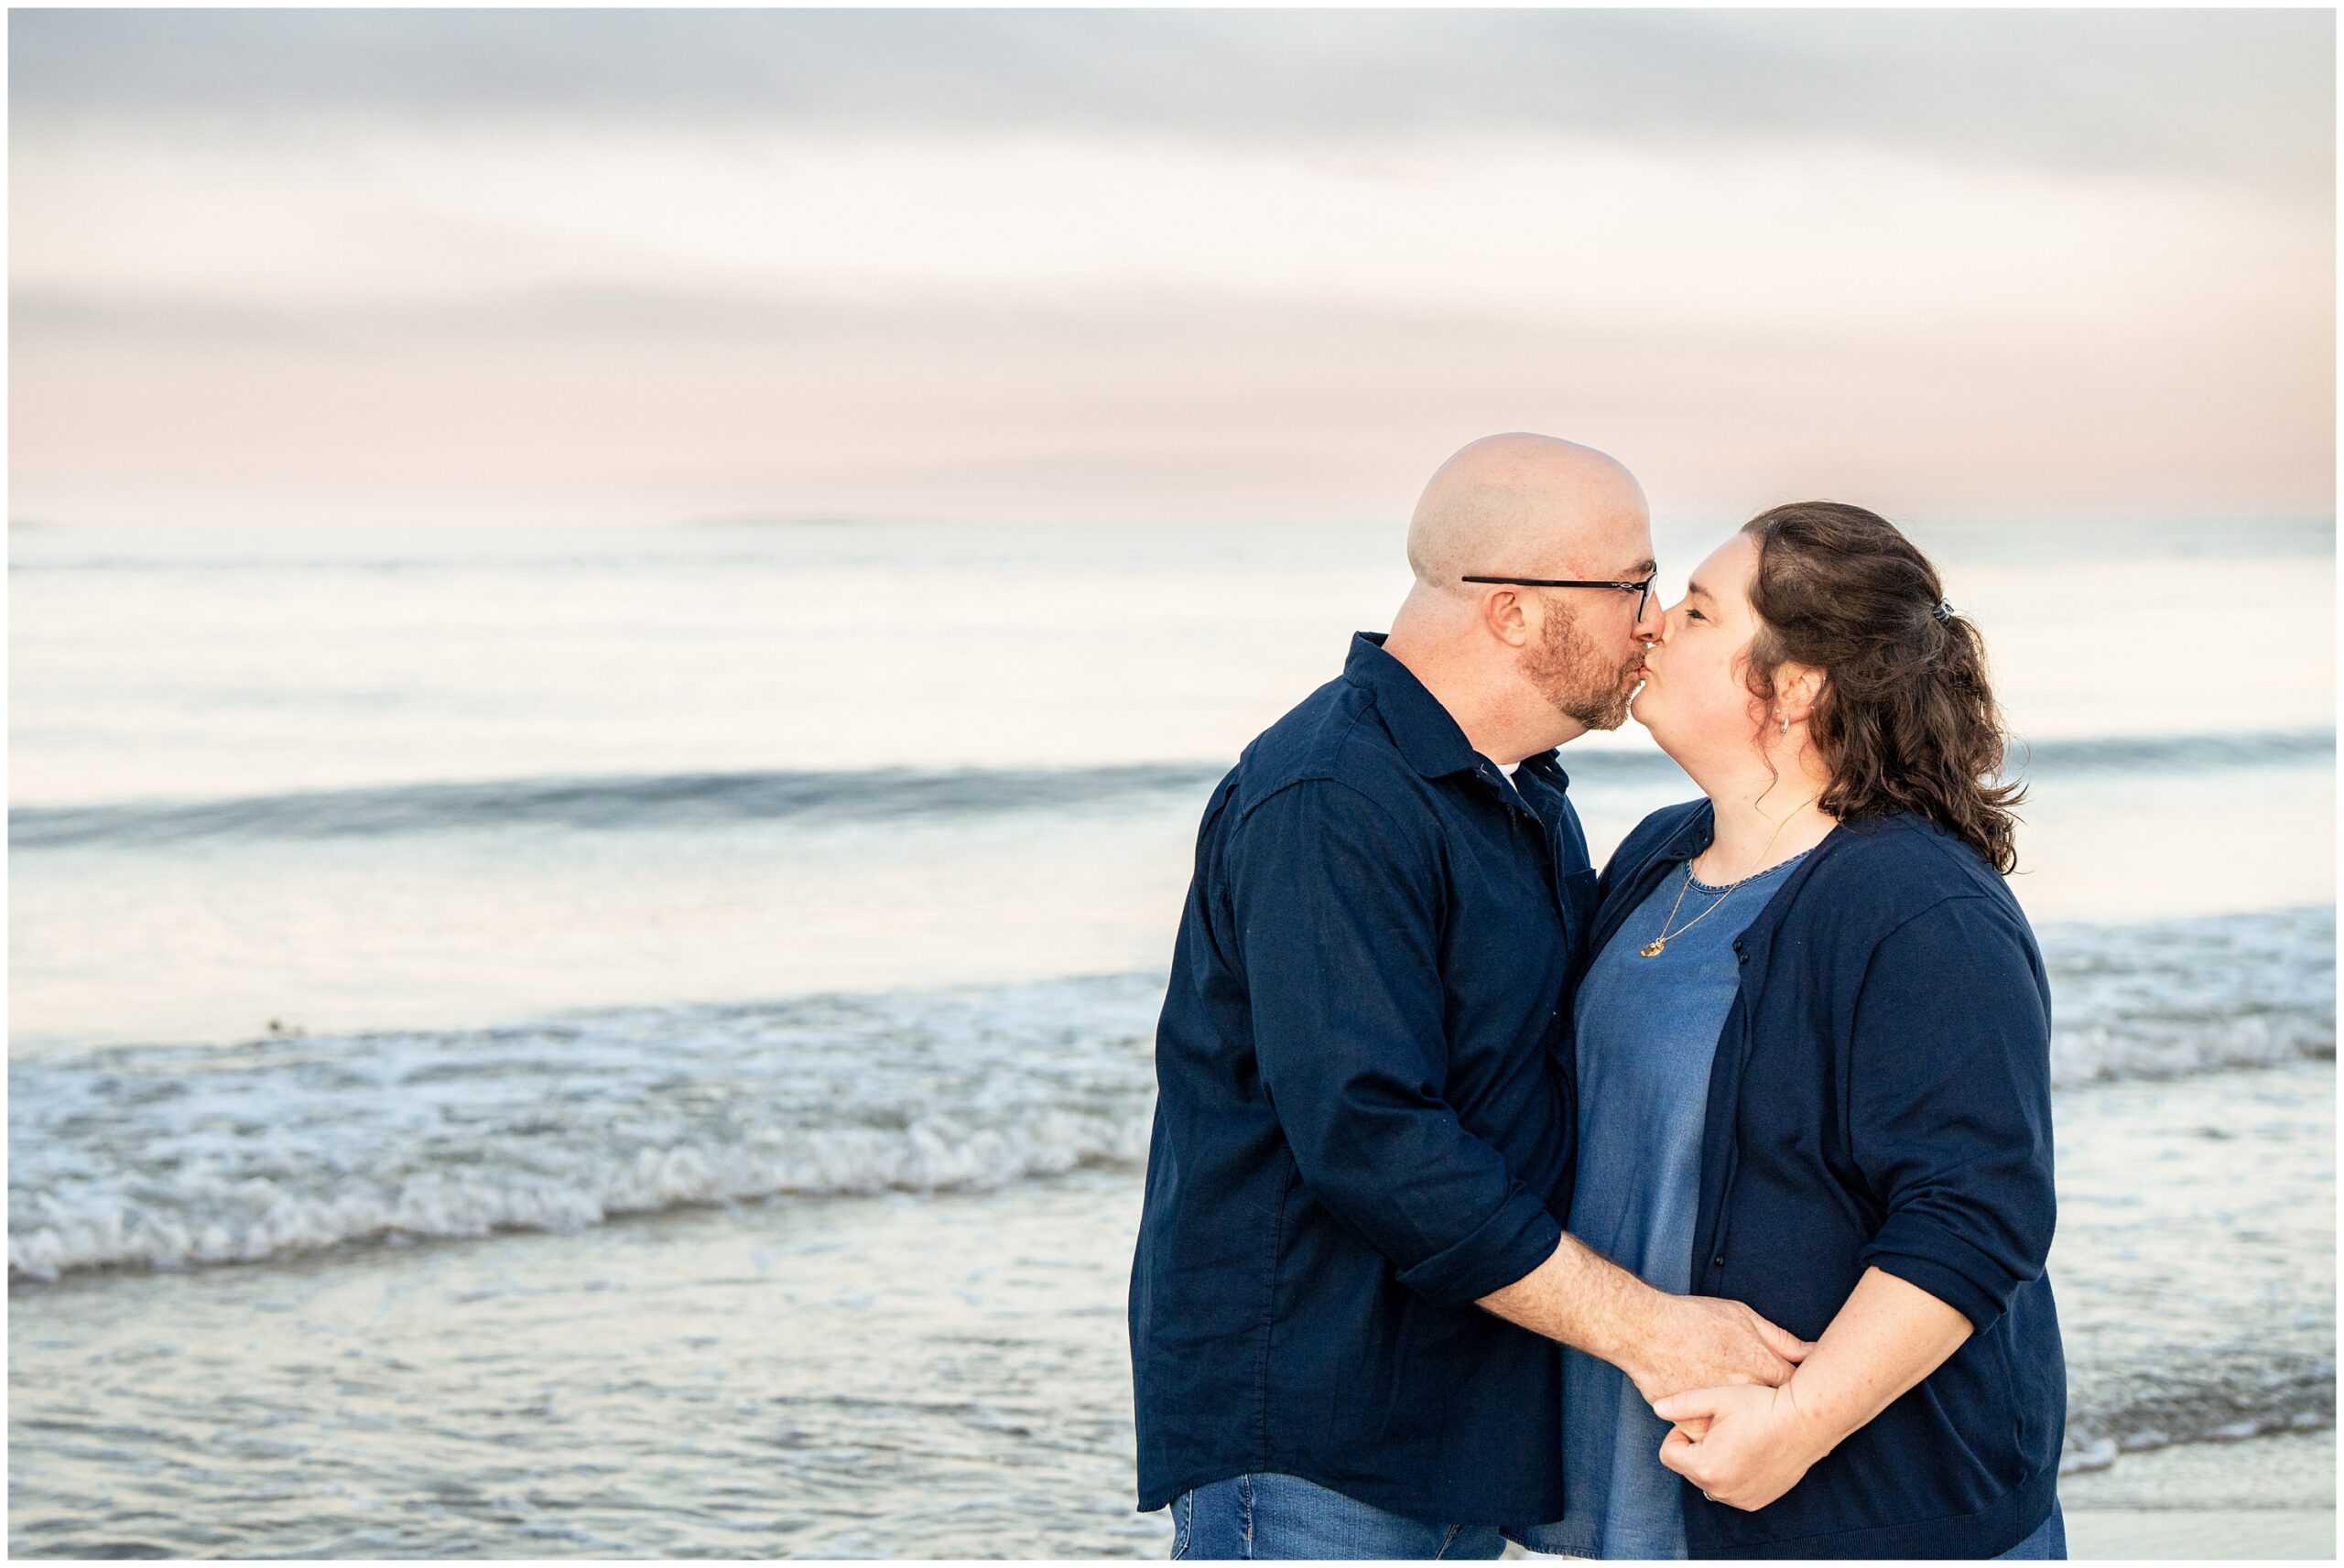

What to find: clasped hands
left=1622, top=1293, right=1834, bottom=1513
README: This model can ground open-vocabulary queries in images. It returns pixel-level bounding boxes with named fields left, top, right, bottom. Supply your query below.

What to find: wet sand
left=2063, top=1427, right=2335, bottom=1560
left=1497, top=1429, right=2337, bottom=1562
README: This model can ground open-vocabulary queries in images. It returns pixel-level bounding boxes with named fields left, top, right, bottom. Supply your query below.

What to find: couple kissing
left=1128, top=433, right=2067, bottom=1562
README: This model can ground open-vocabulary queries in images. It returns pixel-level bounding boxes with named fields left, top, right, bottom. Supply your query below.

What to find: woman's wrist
left=1777, top=1368, right=1853, bottom=1464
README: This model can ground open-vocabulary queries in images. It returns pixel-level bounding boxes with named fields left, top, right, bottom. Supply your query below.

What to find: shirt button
left=1711, top=1255, right=1725, bottom=1268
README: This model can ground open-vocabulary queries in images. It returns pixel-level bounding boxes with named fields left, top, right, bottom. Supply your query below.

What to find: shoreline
left=2062, top=1427, right=2336, bottom=1560
left=1503, top=1429, right=2338, bottom=1561
left=10, top=1143, right=2331, bottom=1557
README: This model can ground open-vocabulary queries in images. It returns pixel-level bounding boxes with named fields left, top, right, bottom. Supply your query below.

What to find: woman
left=1514, top=502, right=2067, bottom=1560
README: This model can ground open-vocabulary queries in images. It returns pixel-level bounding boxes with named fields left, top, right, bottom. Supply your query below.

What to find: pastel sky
left=9, top=9, right=2335, bottom=527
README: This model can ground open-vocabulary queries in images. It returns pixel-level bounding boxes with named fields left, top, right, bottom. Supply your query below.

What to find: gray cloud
left=2, top=279, right=1689, bottom=355
left=9, top=9, right=2333, bottom=191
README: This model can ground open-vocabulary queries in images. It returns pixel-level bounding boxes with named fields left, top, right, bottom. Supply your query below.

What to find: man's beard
left=1519, top=603, right=1642, bottom=731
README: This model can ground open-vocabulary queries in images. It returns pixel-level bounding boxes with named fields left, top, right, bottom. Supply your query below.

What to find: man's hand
left=1653, top=1382, right=1832, bottom=1512
left=1620, top=1293, right=1810, bottom=1409
left=1474, top=1235, right=1811, bottom=1414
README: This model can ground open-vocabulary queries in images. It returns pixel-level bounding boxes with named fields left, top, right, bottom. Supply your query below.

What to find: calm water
left=8, top=514, right=2336, bottom=1555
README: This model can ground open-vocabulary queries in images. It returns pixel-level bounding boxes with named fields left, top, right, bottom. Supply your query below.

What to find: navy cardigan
left=1590, top=801, right=2067, bottom=1560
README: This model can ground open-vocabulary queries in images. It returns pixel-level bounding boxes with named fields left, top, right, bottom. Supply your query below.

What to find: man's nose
left=1634, top=590, right=1666, bottom=641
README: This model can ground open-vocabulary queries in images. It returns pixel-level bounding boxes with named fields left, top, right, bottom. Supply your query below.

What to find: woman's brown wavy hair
left=1739, top=502, right=2024, bottom=875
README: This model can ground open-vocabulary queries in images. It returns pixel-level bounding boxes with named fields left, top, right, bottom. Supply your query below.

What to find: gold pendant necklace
left=1639, top=867, right=1723, bottom=957
left=1639, top=797, right=1819, bottom=958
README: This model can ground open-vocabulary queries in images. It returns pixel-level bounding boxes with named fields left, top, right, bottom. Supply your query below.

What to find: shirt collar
left=1346, top=631, right=1571, bottom=789
left=1344, top=631, right=1479, bottom=777
left=1514, top=746, right=1573, bottom=794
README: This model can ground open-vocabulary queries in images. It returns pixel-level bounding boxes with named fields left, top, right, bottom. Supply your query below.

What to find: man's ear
left=1481, top=588, right=1531, bottom=648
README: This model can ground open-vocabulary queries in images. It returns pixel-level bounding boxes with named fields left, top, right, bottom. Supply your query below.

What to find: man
left=1127, top=433, right=1810, bottom=1559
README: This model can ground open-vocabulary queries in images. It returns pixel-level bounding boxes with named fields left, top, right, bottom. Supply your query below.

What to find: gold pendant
left=1639, top=938, right=1666, bottom=957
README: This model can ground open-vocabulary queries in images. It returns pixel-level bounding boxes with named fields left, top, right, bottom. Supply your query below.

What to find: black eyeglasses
left=1460, top=572, right=1657, bottom=623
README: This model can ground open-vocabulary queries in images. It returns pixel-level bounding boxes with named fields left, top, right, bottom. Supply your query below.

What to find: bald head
left=1406, top=433, right=1650, bottom=590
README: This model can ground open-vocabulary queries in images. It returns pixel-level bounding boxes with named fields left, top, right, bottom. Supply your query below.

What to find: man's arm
left=1234, top=777, right=1807, bottom=1391
left=1479, top=808, right=1807, bottom=1396
left=1479, top=1231, right=1809, bottom=1402
left=1232, top=777, right=1564, bottom=1307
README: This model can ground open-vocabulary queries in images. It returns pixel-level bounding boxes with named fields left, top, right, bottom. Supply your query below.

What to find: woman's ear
left=1778, top=665, right=1825, bottom=726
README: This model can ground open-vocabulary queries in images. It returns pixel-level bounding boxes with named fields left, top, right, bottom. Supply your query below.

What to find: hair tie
left=1932, top=599, right=1955, bottom=623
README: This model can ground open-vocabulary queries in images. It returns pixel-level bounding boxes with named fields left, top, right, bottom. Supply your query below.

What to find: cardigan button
left=1711, top=1255, right=1725, bottom=1268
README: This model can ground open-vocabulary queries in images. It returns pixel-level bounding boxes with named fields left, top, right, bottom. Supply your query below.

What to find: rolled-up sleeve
left=1848, top=894, right=2057, bottom=1334
left=1230, top=777, right=1561, bottom=1306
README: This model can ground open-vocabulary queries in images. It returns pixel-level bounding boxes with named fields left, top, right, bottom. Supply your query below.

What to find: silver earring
left=1780, top=717, right=1790, bottom=737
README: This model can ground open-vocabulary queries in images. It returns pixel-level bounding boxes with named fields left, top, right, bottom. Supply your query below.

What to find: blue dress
left=1517, top=847, right=1810, bottom=1559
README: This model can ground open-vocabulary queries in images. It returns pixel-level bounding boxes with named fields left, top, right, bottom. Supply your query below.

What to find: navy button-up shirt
left=1128, top=631, right=1601, bottom=1525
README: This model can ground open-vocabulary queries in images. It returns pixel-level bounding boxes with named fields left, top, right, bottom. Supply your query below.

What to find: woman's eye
left=1686, top=608, right=1706, bottom=622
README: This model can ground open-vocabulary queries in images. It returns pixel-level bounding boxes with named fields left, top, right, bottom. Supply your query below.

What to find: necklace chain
left=1638, top=800, right=1819, bottom=959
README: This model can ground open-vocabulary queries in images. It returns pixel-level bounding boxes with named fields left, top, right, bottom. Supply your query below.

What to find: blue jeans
left=1995, top=1498, right=2067, bottom=1560
left=1169, top=1472, right=1508, bottom=1560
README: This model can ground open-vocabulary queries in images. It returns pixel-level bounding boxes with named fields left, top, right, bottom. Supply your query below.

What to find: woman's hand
left=1651, top=1382, right=1833, bottom=1512
left=1652, top=1270, right=1976, bottom=1514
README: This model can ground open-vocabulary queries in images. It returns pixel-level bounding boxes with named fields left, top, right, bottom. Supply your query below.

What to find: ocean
left=7, top=514, right=2336, bottom=1556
